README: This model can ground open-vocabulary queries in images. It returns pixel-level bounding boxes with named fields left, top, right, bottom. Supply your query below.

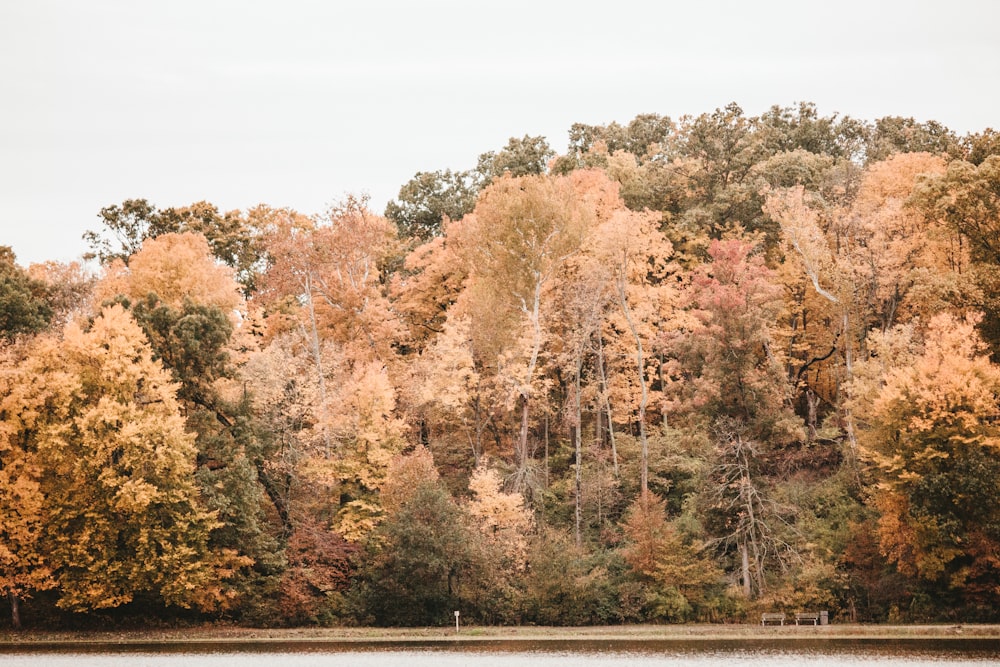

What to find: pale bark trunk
left=516, top=278, right=545, bottom=481
left=740, top=544, right=752, bottom=599
left=303, top=272, right=331, bottom=457
left=596, top=335, right=619, bottom=477
left=616, top=263, right=648, bottom=495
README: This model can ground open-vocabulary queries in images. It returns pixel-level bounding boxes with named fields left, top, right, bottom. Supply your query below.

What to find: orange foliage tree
left=855, top=312, right=1000, bottom=607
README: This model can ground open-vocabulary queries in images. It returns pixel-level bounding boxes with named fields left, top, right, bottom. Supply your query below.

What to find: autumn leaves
left=2, top=106, right=1000, bottom=626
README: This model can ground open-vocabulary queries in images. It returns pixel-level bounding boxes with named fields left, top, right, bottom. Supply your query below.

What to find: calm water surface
left=1, top=639, right=998, bottom=666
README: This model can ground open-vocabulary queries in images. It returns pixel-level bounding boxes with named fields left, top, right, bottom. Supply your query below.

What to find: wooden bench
left=795, top=612, right=820, bottom=625
left=761, top=612, right=786, bottom=626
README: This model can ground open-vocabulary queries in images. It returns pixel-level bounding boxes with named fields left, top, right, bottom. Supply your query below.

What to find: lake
left=2, top=639, right=999, bottom=666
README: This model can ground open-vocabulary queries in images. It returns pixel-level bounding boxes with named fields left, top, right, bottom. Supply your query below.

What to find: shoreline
left=3, top=624, right=1000, bottom=646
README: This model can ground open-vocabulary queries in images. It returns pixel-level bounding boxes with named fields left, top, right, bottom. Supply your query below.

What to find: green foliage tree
left=477, top=135, right=554, bottom=182
left=0, top=247, right=52, bottom=341
left=384, top=169, right=479, bottom=241
left=963, top=128, right=1000, bottom=166
left=912, top=155, right=1000, bottom=356
left=521, top=528, right=620, bottom=625
left=355, top=479, right=483, bottom=626
left=564, top=113, right=675, bottom=163
left=83, top=199, right=173, bottom=266
left=92, top=233, right=284, bottom=615
left=864, top=116, right=962, bottom=164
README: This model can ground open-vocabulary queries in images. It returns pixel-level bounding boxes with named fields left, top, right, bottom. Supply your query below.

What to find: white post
left=454, top=610, right=460, bottom=634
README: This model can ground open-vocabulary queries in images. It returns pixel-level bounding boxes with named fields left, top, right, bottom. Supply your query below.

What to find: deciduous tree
left=456, top=174, right=595, bottom=486
left=854, top=312, right=1000, bottom=605
left=0, top=347, right=54, bottom=628
left=0, top=247, right=52, bottom=341
left=385, top=169, right=479, bottom=242
left=25, top=306, right=247, bottom=611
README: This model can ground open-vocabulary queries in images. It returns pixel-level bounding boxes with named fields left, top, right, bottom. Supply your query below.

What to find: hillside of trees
left=3, top=102, right=1000, bottom=629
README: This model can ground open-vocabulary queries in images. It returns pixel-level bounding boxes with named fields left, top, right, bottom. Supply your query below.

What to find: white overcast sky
left=1, top=0, right=998, bottom=266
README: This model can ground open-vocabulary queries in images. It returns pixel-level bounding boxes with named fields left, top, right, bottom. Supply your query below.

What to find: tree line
left=2, top=102, right=1000, bottom=629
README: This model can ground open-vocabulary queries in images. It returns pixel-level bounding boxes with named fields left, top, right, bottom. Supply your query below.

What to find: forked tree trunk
left=515, top=278, right=545, bottom=485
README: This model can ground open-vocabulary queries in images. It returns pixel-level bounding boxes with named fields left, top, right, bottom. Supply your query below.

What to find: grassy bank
left=3, top=623, right=1000, bottom=646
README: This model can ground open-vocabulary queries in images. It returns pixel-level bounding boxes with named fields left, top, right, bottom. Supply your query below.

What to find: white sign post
left=454, top=610, right=460, bottom=634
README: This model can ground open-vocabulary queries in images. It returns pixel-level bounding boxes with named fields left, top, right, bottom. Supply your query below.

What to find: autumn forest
left=3, top=103, right=1000, bottom=629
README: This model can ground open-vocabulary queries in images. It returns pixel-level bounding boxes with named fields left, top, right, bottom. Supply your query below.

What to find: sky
left=1, top=0, right=998, bottom=267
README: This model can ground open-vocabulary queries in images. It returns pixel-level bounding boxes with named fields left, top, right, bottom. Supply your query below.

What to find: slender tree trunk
left=574, top=353, right=583, bottom=548
left=302, top=272, right=331, bottom=457
left=841, top=310, right=862, bottom=477
left=8, top=591, right=21, bottom=631
left=743, top=475, right=766, bottom=596
left=658, top=351, right=668, bottom=429
left=470, top=393, right=485, bottom=465
left=806, top=388, right=819, bottom=441
left=516, top=279, right=545, bottom=483
left=594, top=392, right=603, bottom=446
left=740, top=543, right=752, bottom=599
left=616, top=263, right=648, bottom=495
left=253, top=459, right=293, bottom=536
left=596, top=335, right=619, bottom=477
left=543, top=413, right=549, bottom=489
left=734, top=434, right=767, bottom=598
left=517, top=393, right=530, bottom=476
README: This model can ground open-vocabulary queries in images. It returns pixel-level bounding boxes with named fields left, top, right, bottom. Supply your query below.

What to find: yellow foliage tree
left=95, top=231, right=242, bottom=313
left=467, top=465, right=533, bottom=571
left=19, top=305, right=248, bottom=611
left=0, top=347, right=54, bottom=628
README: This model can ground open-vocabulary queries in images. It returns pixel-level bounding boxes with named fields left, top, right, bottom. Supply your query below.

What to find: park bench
left=795, top=612, right=820, bottom=625
left=761, top=612, right=785, bottom=626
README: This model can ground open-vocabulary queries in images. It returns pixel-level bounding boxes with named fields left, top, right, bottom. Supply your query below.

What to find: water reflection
left=1, top=639, right=998, bottom=666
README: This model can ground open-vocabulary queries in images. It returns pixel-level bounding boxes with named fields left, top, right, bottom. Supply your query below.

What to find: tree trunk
left=658, top=351, right=668, bottom=429
left=574, top=354, right=583, bottom=548
left=596, top=335, right=619, bottom=477
left=8, top=591, right=21, bottom=631
left=517, top=392, right=530, bottom=477
left=515, top=278, right=545, bottom=486
left=740, top=543, right=752, bottom=599
left=253, top=458, right=293, bottom=537
left=302, top=272, right=331, bottom=457
left=806, top=387, right=819, bottom=441
left=616, top=265, right=648, bottom=495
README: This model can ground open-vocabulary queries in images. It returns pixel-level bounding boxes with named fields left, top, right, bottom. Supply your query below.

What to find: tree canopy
left=3, top=102, right=1000, bottom=628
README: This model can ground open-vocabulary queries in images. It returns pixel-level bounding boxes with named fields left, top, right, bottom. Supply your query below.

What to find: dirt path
left=3, top=623, right=999, bottom=646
